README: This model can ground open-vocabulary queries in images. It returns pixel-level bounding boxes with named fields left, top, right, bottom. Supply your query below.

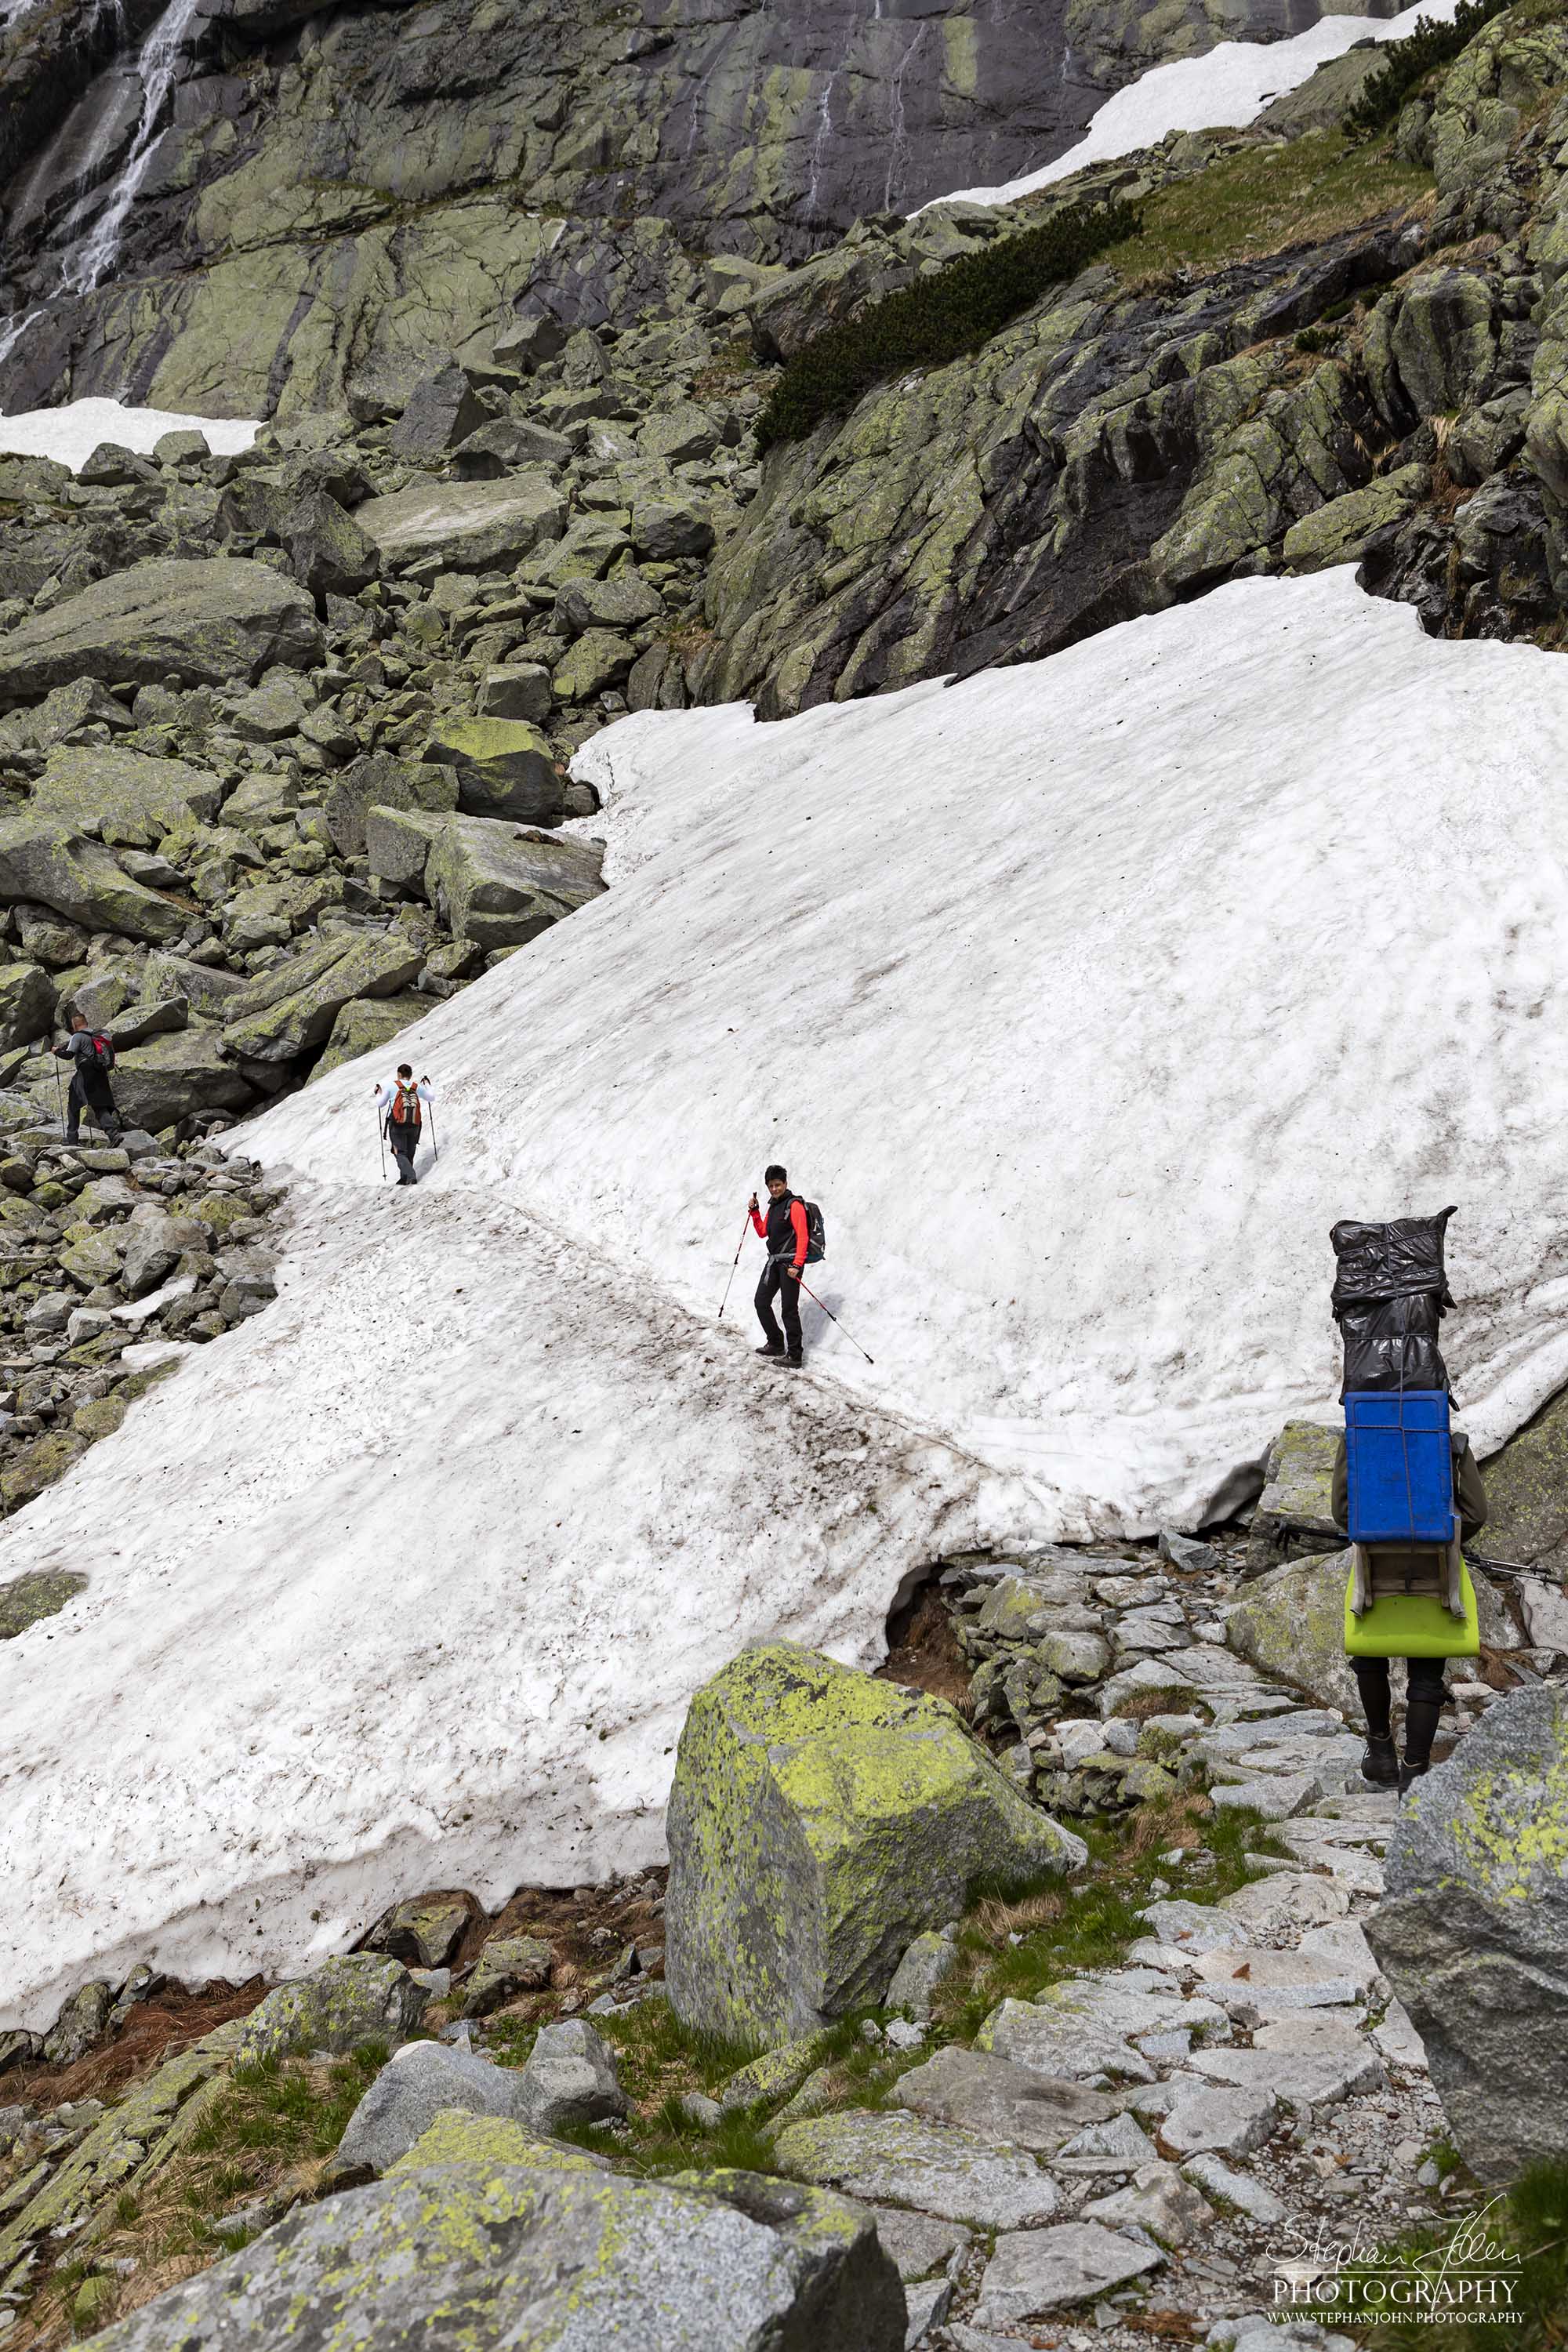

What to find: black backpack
left=800, top=1200, right=826, bottom=1265
left=88, top=1032, right=114, bottom=1073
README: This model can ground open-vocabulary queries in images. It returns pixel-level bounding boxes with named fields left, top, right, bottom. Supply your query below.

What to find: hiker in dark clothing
left=750, top=1163, right=808, bottom=1367
left=53, top=1011, right=121, bottom=1145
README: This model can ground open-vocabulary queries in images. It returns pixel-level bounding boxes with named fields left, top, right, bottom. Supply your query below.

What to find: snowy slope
left=0, top=399, right=260, bottom=466
left=918, top=0, right=1459, bottom=215
left=6, top=568, right=1568, bottom=2024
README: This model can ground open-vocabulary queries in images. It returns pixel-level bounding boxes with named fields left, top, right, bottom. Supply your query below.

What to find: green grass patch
left=935, top=1795, right=1285, bottom=2042
left=1098, top=129, right=1430, bottom=286
left=754, top=195, right=1141, bottom=451
left=1326, top=2157, right=1568, bottom=2346
left=1345, top=0, right=1515, bottom=139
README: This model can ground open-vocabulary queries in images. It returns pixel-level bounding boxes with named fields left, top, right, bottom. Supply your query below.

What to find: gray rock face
left=1366, top=1685, right=1568, bottom=2183
left=0, top=1566, right=88, bottom=1638
left=326, top=2041, right=532, bottom=2180
left=89, top=2126, right=907, bottom=2350
left=0, top=561, right=323, bottom=699
left=233, top=1953, right=428, bottom=2066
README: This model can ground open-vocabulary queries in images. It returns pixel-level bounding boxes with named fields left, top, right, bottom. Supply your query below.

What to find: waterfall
left=805, top=66, right=838, bottom=224
left=0, top=0, right=200, bottom=382
left=884, top=20, right=927, bottom=212
left=63, top=0, right=203, bottom=298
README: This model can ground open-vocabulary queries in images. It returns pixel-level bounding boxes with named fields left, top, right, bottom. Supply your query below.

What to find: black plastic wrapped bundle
left=1330, top=1208, right=1457, bottom=1398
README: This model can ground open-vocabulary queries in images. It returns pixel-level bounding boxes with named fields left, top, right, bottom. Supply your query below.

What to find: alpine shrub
left=755, top=197, right=1142, bottom=452
left=1344, top=0, right=1514, bottom=140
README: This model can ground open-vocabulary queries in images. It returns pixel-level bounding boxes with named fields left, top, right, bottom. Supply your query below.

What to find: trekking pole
left=717, top=1211, right=752, bottom=1319
left=423, top=1078, right=437, bottom=1163
left=795, top=1275, right=875, bottom=1364
left=376, top=1102, right=387, bottom=1183
left=53, top=1058, right=66, bottom=1143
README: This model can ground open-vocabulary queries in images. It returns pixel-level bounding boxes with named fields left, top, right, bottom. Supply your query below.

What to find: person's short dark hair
left=397, top=1064, right=413, bottom=1078
left=764, top=1163, right=786, bottom=1183
left=71, top=1011, right=86, bottom=1026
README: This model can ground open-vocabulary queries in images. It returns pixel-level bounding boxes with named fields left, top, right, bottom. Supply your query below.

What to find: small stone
left=1054, top=2111, right=1159, bottom=2172
left=461, top=1934, right=553, bottom=2017
left=887, top=1929, right=959, bottom=2022
left=1083, top=2159, right=1210, bottom=2245
left=972, top=2222, right=1162, bottom=2325
left=324, top=2038, right=534, bottom=2182
left=1156, top=2085, right=1279, bottom=2161
left=368, top=1894, right=472, bottom=1971
left=234, top=1953, right=427, bottom=2065
left=516, top=2018, right=629, bottom=2134
left=1179, top=2151, right=1287, bottom=2223
left=1158, top=1530, right=1221, bottom=1574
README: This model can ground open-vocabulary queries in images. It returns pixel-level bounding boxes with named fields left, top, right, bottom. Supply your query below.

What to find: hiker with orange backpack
left=374, top=1064, right=434, bottom=1186
left=53, top=1010, right=122, bottom=1145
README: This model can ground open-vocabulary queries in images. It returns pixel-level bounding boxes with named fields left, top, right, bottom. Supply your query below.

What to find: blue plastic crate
left=1344, top=1390, right=1455, bottom=1546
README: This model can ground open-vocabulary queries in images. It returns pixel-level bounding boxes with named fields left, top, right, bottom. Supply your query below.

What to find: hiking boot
left=784, top=1351, right=803, bottom=1368
left=1398, top=1760, right=1430, bottom=1799
left=1361, top=1736, right=1399, bottom=1787
left=755, top=1342, right=785, bottom=1358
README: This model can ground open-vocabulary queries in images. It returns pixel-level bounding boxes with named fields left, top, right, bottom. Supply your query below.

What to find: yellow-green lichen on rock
left=89, top=2129, right=906, bottom=2350
left=1366, top=1686, right=1568, bottom=2185
left=663, top=1642, right=1086, bottom=2047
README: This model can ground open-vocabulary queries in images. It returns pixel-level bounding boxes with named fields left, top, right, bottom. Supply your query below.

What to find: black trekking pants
left=754, top=1256, right=803, bottom=1353
left=66, top=1070, right=119, bottom=1143
left=1353, top=1655, right=1448, bottom=1767
left=388, top=1118, right=419, bottom=1181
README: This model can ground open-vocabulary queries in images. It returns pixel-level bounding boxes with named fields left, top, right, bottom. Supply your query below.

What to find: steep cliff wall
left=0, top=0, right=1394, bottom=413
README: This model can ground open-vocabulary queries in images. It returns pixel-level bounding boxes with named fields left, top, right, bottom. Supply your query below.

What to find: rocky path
left=735, top=1548, right=1475, bottom=2347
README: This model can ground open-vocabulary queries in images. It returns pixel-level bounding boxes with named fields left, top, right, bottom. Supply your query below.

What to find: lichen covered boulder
left=91, top=2120, right=906, bottom=2350
left=0, top=559, right=323, bottom=699
left=1367, top=1685, right=1568, bottom=2184
left=665, top=1642, right=1085, bottom=2045
left=233, top=1953, right=427, bottom=2067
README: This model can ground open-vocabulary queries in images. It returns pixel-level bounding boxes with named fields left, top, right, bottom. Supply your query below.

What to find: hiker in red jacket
left=750, top=1163, right=808, bottom=1367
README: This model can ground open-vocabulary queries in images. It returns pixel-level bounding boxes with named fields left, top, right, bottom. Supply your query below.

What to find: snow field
left=5, top=568, right=1568, bottom=2024
left=0, top=397, right=260, bottom=466
left=919, top=0, right=1461, bottom=214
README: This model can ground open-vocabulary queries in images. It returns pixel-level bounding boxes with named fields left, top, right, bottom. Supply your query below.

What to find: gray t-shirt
left=57, top=1031, right=110, bottom=1077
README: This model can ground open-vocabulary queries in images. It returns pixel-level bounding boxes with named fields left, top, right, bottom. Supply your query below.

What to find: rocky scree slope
left=0, top=309, right=757, bottom=1144
left=0, top=0, right=1403, bottom=414
left=2, top=1537, right=1562, bottom=2348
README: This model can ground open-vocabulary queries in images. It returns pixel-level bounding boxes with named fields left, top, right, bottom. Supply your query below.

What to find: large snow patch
left=919, top=0, right=1458, bottom=214
left=5, top=568, right=1568, bottom=2024
left=0, top=398, right=260, bottom=466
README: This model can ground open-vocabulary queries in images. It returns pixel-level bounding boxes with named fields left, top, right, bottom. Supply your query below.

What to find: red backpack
left=389, top=1080, right=421, bottom=1128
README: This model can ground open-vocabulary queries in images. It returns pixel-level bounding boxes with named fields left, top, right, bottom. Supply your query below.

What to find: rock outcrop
left=1367, top=1684, right=1568, bottom=2183
left=90, top=2118, right=907, bottom=2351
left=665, top=1642, right=1085, bottom=2044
